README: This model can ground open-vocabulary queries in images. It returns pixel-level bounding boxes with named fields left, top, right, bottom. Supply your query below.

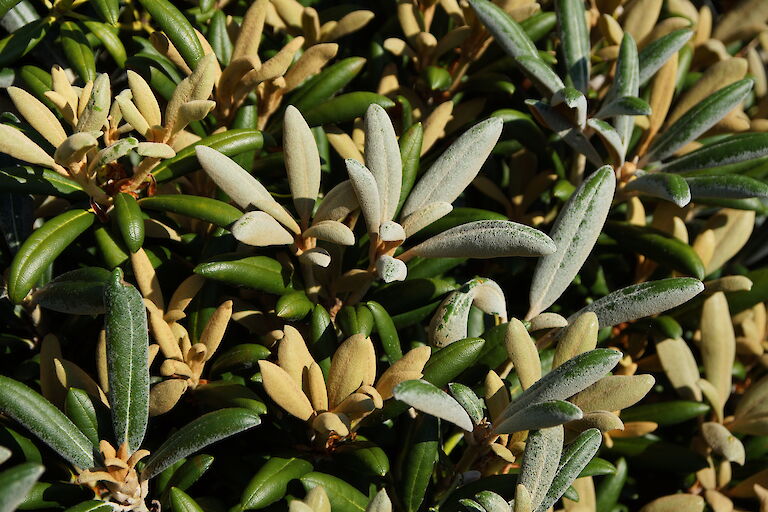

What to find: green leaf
left=141, top=408, right=260, bottom=480
left=290, top=57, right=367, bottom=114
left=555, top=0, right=590, bottom=92
left=300, top=472, right=369, bottom=512
left=194, top=255, right=291, bottom=295
left=686, top=175, right=768, bottom=199
left=394, top=379, right=474, bottom=431
left=579, top=458, right=616, bottom=477
left=0, top=376, right=94, bottom=469
left=60, top=21, right=96, bottom=82
left=114, top=193, right=144, bottom=253
left=158, top=454, right=214, bottom=502
left=0, top=462, right=44, bottom=512
left=8, top=209, right=95, bottom=303
left=0, top=18, right=53, bottom=68
left=494, top=400, right=583, bottom=435
left=208, top=10, right=232, bottom=66
left=400, top=417, right=439, bottom=512
left=571, top=278, right=704, bottom=327
left=32, top=267, right=110, bottom=315
left=0, top=166, right=86, bottom=200
left=620, top=400, right=710, bottom=425
left=366, top=301, right=403, bottom=362
left=334, top=440, right=390, bottom=477
left=241, top=457, right=313, bottom=510
left=645, top=79, right=754, bottom=163
left=210, top=344, right=270, bottom=377
left=18, top=482, right=90, bottom=510
left=397, top=122, right=423, bottom=217
left=275, top=291, right=313, bottom=321
left=93, top=225, right=129, bottom=269
left=539, top=429, right=602, bottom=512
left=170, top=488, right=203, bottom=512
left=529, top=166, right=615, bottom=318
left=604, top=222, right=704, bottom=278
left=638, top=29, right=693, bottom=86
left=468, top=0, right=538, bottom=59
left=660, top=133, right=768, bottom=175
left=448, top=383, right=484, bottom=425
left=82, top=21, right=126, bottom=67
left=137, top=0, right=204, bottom=69
left=624, top=172, right=691, bottom=206
left=595, top=457, right=627, bottom=512
left=728, top=268, right=768, bottom=314
left=64, top=388, right=100, bottom=450
left=104, top=268, right=150, bottom=453
left=521, top=11, right=557, bottom=42
left=587, top=118, right=626, bottom=165
left=310, top=304, right=336, bottom=376
left=302, top=92, right=395, bottom=127
left=607, top=34, right=639, bottom=150
left=423, top=337, right=485, bottom=388
left=63, top=500, right=115, bottom=512
left=597, top=96, right=651, bottom=118
left=499, top=349, right=621, bottom=421
left=519, top=426, right=564, bottom=511
left=91, top=0, right=119, bottom=25
left=424, top=66, right=451, bottom=91
left=139, top=194, right=242, bottom=227
left=151, top=129, right=263, bottom=182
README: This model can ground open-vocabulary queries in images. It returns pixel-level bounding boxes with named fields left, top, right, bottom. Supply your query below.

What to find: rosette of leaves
left=258, top=325, right=430, bottom=446
left=0, top=269, right=260, bottom=510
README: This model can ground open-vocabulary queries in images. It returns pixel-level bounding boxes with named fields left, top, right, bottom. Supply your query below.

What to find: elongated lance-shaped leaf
left=196, top=146, right=300, bottom=234
left=393, top=379, right=473, bottom=431
left=519, top=426, right=564, bottom=510
left=494, top=400, right=583, bottom=435
left=346, top=158, right=381, bottom=235
left=624, top=172, right=691, bottom=207
left=587, top=119, right=625, bottom=166
left=645, top=79, right=754, bottom=163
left=497, top=349, right=622, bottom=422
left=365, top=103, right=402, bottom=223
left=569, top=277, right=704, bottom=327
left=556, top=0, right=590, bottom=93
left=0, top=462, right=44, bottom=512
left=0, top=376, right=94, bottom=469
left=516, top=56, right=565, bottom=98
left=528, top=167, right=615, bottom=318
left=449, top=383, right=484, bottom=425
left=638, top=29, right=693, bottom=86
left=686, top=175, right=768, bottom=199
left=602, top=37, right=640, bottom=154
left=141, top=408, right=261, bottom=479
left=660, top=133, right=768, bottom=174
left=537, top=429, right=602, bottom=512
left=104, top=268, right=149, bottom=453
left=402, top=220, right=555, bottom=260
left=467, top=0, right=538, bottom=59
left=284, top=105, right=320, bottom=226
left=400, top=117, right=503, bottom=218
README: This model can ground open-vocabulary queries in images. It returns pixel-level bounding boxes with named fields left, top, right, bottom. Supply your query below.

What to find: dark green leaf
left=137, top=0, right=204, bottom=69
left=139, top=194, right=242, bottom=228
left=300, top=472, right=369, bottom=512
left=194, top=256, right=291, bottom=295
left=302, top=92, right=395, bottom=127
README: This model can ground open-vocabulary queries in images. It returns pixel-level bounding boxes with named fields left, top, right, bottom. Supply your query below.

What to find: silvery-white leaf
left=299, top=247, right=332, bottom=268
left=429, top=277, right=506, bottom=348
left=346, top=158, right=381, bottom=236
left=136, top=142, right=176, bottom=159
left=569, top=277, right=704, bottom=327
left=519, top=426, right=564, bottom=511
left=497, top=348, right=622, bottom=422
left=94, top=138, right=138, bottom=168
left=624, top=172, right=691, bottom=207
left=284, top=105, right=321, bottom=225
left=448, top=383, right=485, bottom=425
left=528, top=166, right=615, bottom=318
left=303, top=220, right=355, bottom=246
left=231, top=211, right=295, bottom=246
left=609, top=35, right=640, bottom=151
left=494, top=400, right=583, bottom=435
left=702, top=422, right=745, bottom=465
left=556, top=0, right=590, bottom=93
left=196, top=146, right=300, bottom=234
left=467, top=0, right=539, bottom=59
left=537, top=428, right=601, bottom=512
left=54, top=132, right=100, bottom=166
left=76, top=73, right=110, bottom=133
left=515, top=56, right=565, bottom=98
left=379, top=221, right=405, bottom=242
left=376, top=255, right=407, bottom=283
left=393, top=379, right=474, bottom=431
left=364, top=104, right=402, bottom=223
left=528, top=313, right=568, bottom=331
left=313, top=180, right=359, bottom=223
left=400, top=117, right=503, bottom=218
left=551, top=87, right=587, bottom=129
left=404, top=220, right=555, bottom=260
left=401, top=201, right=453, bottom=238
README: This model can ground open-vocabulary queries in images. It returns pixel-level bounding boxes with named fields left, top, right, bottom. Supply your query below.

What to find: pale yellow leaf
left=259, top=360, right=314, bottom=420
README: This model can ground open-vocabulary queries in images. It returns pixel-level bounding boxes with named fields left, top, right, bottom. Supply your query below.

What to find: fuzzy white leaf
left=364, top=104, right=402, bottom=223
left=430, top=278, right=506, bottom=348
left=313, top=180, right=359, bottom=223
left=379, top=221, right=405, bottom=242
left=196, top=146, right=300, bottom=233
left=345, top=158, right=381, bottom=236
left=519, top=426, right=564, bottom=511
left=404, top=220, right=556, bottom=260
left=136, top=142, right=176, bottom=159
left=232, top=211, right=295, bottom=246
left=299, top=247, right=331, bottom=268
left=528, top=166, right=615, bottom=318
left=401, top=202, right=453, bottom=238
left=393, top=379, right=474, bottom=431
left=284, top=105, right=321, bottom=225
left=376, top=255, right=407, bottom=283
left=303, top=220, right=355, bottom=246
left=400, top=117, right=503, bottom=218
